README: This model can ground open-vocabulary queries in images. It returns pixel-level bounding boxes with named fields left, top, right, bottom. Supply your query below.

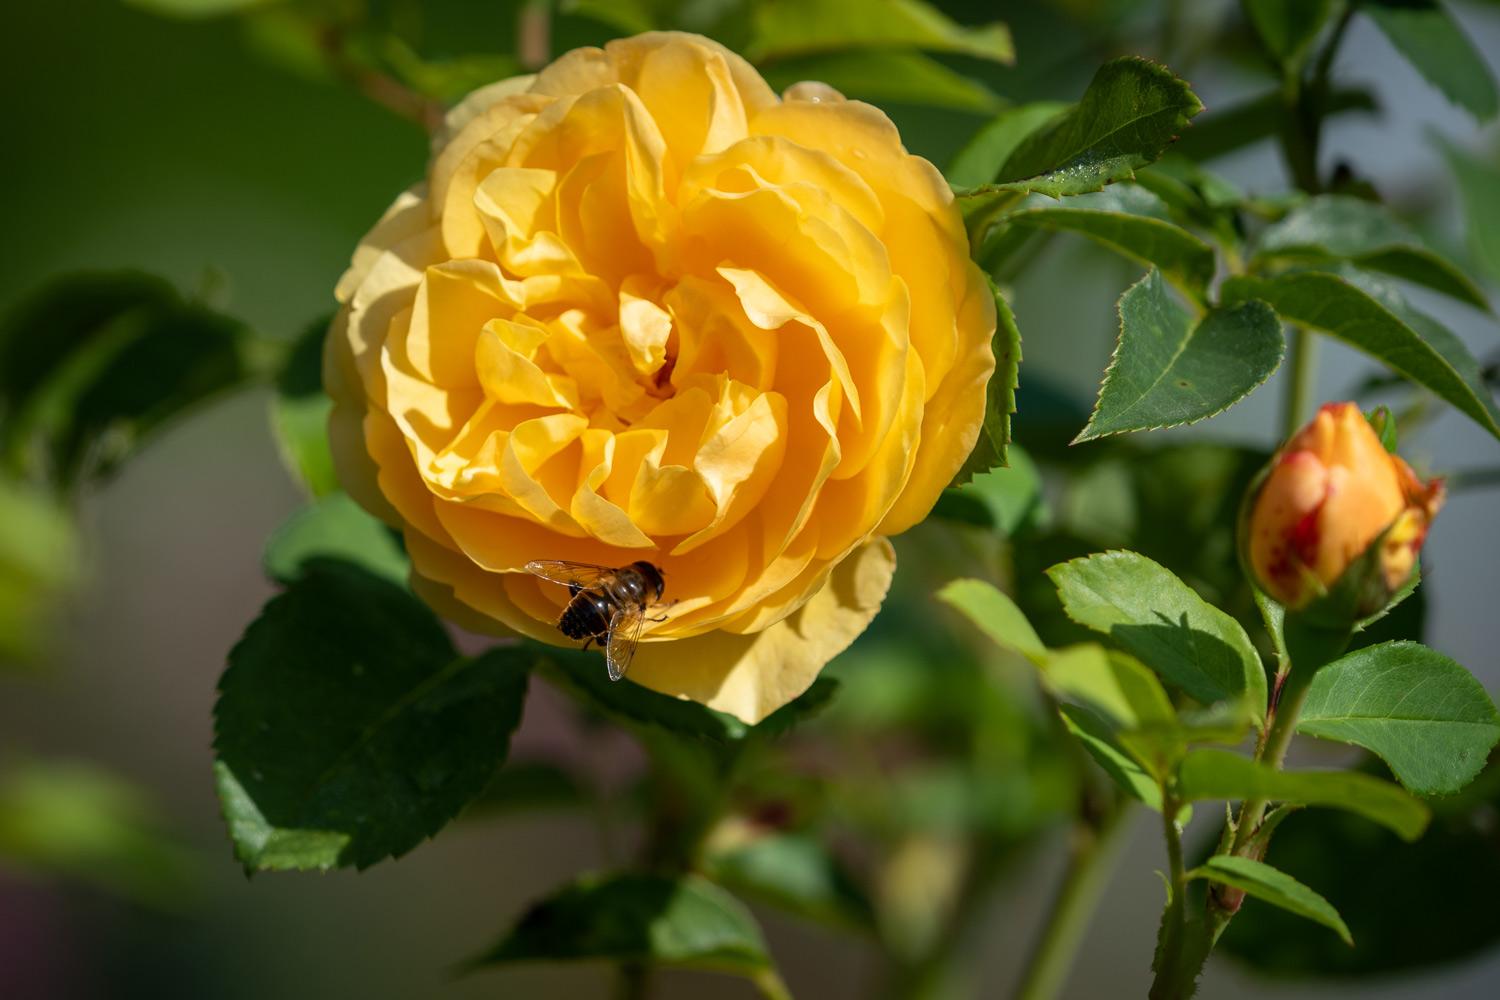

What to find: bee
left=523, top=560, right=669, bottom=681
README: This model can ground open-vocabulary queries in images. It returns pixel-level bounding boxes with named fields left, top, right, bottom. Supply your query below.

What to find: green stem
left=1147, top=796, right=1195, bottom=1000
left=1014, top=802, right=1137, bottom=1000
left=1229, top=670, right=1311, bottom=857
left=1280, top=326, right=1319, bottom=438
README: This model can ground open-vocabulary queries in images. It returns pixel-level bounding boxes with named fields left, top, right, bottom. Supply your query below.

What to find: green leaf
left=540, top=644, right=837, bottom=746
left=1075, top=270, right=1284, bottom=442
left=947, top=102, right=1070, bottom=189
left=0, top=479, right=79, bottom=665
left=1058, top=704, right=1168, bottom=811
left=951, top=279, right=1020, bottom=484
left=955, top=57, right=1202, bottom=209
left=1003, top=186, right=1218, bottom=294
left=1363, top=0, right=1498, bottom=121
left=931, top=444, right=1044, bottom=536
left=125, top=0, right=275, bottom=17
left=1244, top=0, right=1337, bottom=66
left=1177, top=748, right=1430, bottom=840
left=213, top=560, right=528, bottom=871
left=1047, top=550, right=1268, bottom=722
left=263, top=492, right=409, bottom=587
left=938, top=578, right=1047, bottom=664
left=1044, top=643, right=1176, bottom=732
left=1186, top=855, right=1351, bottom=945
left=705, top=831, right=874, bottom=930
left=0, top=271, right=257, bottom=490
left=1255, top=195, right=1488, bottom=310
left=744, top=0, right=1013, bottom=65
left=1441, top=142, right=1500, bottom=285
left=560, top=0, right=657, bottom=35
left=1173, top=87, right=1377, bottom=162
left=1221, top=272, right=1500, bottom=440
left=271, top=314, right=337, bottom=497
left=472, top=873, right=773, bottom=981
left=760, top=50, right=1001, bottom=113
left=1297, top=641, right=1500, bottom=795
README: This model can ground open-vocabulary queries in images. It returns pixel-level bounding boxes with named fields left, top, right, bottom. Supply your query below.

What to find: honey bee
left=523, top=560, right=669, bottom=681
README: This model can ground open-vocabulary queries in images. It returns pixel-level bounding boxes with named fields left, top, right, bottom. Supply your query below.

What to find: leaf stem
left=1014, top=801, right=1137, bottom=1000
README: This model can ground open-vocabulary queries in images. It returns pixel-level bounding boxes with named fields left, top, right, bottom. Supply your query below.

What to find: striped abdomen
left=558, top=590, right=613, bottom=640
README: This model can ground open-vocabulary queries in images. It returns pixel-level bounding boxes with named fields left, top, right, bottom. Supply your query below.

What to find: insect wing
left=605, top=604, right=648, bottom=682
left=524, top=560, right=611, bottom=589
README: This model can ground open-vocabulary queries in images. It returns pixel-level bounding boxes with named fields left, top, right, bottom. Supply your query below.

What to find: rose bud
left=1246, top=402, right=1444, bottom=614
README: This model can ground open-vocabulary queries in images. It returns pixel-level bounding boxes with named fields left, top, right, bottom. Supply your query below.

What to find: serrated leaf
left=1244, top=0, right=1337, bottom=66
left=705, top=831, right=874, bottom=930
left=263, top=492, right=409, bottom=587
left=938, top=578, right=1047, bottom=664
left=951, top=280, right=1020, bottom=484
left=1364, top=0, right=1498, bottom=121
left=0, top=271, right=256, bottom=490
left=271, top=314, right=337, bottom=497
left=1047, top=550, right=1268, bottom=722
left=744, top=0, right=1013, bottom=64
left=1186, top=855, right=1351, bottom=945
left=1441, top=142, right=1500, bottom=285
left=1255, top=195, right=1488, bottom=310
left=1297, top=641, right=1500, bottom=795
left=955, top=57, right=1202, bottom=212
left=760, top=49, right=1001, bottom=113
left=471, top=873, right=772, bottom=981
left=213, top=560, right=528, bottom=871
left=947, top=102, right=1070, bottom=189
left=1076, top=270, right=1284, bottom=442
left=931, top=444, right=1044, bottom=536
left=1177, top=748, right=1429, bottom=840
left=1004, top=186, right=1218, bottom=294
left=1221, top=272, right=1500, bottom=439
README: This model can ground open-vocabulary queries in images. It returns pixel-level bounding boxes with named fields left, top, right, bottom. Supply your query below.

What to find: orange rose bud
left=1247, top=402, right=1444, bottom=611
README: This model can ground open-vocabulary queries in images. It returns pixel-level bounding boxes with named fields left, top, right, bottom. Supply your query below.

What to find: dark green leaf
left=271, top=314, right=337, bottom=497
left=214, top=560, right=528, bottom=871
left=955, top=57, right=1202, bottom=210
left=951, top=279, right=1020, bottom=484
left=705, top=831, right=874, bottom=930
left=760, top=50, right=1001, bottom=113
left=1186, top=855, right=1350, bottom=944
left=947, top=102, right=1069, bottom=188
left=1047, top=550, right=1268, bottom=722
left=1297, top=641, right=1500, bottom=795
left=263, top=492, right=409, bottom=587
left=1173, top=88, right=1376, bottom=162
left=1364, top=0, right=1498, bottom=120
left=1441, top=142, right=1500, bottom=285
left=472, top=872, right=772, bottom=978
left=1075, top=270, right=1284, bottom=442
left=931, top=444, right=1044, bottom=536
left=1177, top=748, right=1429, bottom=840
left=1004, top=187, right=1218, bottom=294
left=1244, top=0, right=1338, bottom=66
left=744, top=0, right=1013, bottom=64
left=1255, top=195, right=1488, bottom=309
left=0, top=271, right=256, bottom=490
left=1221, top=272, right=1500, bottom=439
left=938, top=578, right=1048, bottom=664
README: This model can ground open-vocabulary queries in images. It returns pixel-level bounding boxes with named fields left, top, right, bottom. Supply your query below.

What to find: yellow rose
left=1246, top=402, right=1444, bottom=612
left=325, top=32, right=997, bottom=722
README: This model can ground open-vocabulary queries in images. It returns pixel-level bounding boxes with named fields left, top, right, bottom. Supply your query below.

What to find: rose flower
left=325, top=32, right=997, bottom=722
left=1246, top=402, right=1444, bottom=613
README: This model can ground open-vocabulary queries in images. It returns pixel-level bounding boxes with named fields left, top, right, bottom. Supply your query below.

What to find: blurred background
left=3, top=0, right=1499, bottom=997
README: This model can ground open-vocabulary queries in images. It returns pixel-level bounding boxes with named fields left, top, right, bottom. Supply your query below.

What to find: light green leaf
left=1047, top=550, right=1268, bottom=722
left=0, top=480, right=79, bottom=665
left=1364, top=0, right=1498, bottom=121
left=1058, top=704, right=1168, bottom=811
left=126, top=0, right=275, bottom=17
left=1255, top=195, right=1488, bottom=310
left=1244, top=0, right=1337, bottom=66
left=263, top=492, right=409, bottom=587
left=1186, top=855, right=1351, bottom=945
left=560, top=0, right=658, bottom=35
left=1297, top=641, right=1500, bottom=795
left=1045, top=643, right=1175, bottom=729
left=1441, top=142, right=1500, bottom=285
left=931, top=444, right=1045, bottom=536
left=955, top=57, right=1202, bottom=210
left=1076, top=270, right=1284, bottom=442
left=947, top=102, right=1069, bottom=188
left=745, top=0, right=1013, bottom=64
left=705, top=831, right=874, bottom=930
left=951, top=279, right=1020, bottom=483
left=1177, top=748, right=1430, bottom=840
left=938, top=578, right=1047, bottom=664
left=1221, top=272, right=1500, bottom=439
left=760, top=50, right=1001, bottom=113
left=1004, top=187, right=1218, bottom=294
left=214, top=560, right=529, bottom=871
left=471, top=873, right=774, bottom=981
left=271, top=315, right=337, bottom=497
